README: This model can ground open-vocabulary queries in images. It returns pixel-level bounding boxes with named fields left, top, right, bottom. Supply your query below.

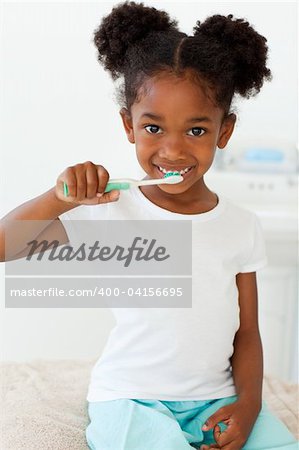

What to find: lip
left=154, top=164, right=195, bottom=180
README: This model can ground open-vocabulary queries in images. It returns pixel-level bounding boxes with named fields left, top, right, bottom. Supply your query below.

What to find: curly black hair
left=93, top=1, right=272, bottom=116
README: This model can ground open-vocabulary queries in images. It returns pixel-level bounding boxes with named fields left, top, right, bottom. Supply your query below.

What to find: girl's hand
left=55, top=161, right=120, bottom=205
left=200, top=399, right=260, bottom=450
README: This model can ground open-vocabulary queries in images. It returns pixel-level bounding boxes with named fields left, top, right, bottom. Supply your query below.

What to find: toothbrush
left=63, top=172, right=183, bottom=197
left=103, top=172, right=183, bottom=193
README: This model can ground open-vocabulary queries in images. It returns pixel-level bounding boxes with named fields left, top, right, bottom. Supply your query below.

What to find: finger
left=215, top=424, right=235, bottom=447
left=217, top=432, right=236, bottom=448
left=213, top=424, right=222, bottom=442
left=63, top=168, right=77, bottom=199
left=75, top=165, right=87, bottom=201
left=96, top=165, right=109, bottom=194
left=85, top=164, right=98, bottom=199
left=200, top=445, right=219, bottom=450
left=97, top=189, right=120, bottom=204
left=202, top=406, right=231, bottom=431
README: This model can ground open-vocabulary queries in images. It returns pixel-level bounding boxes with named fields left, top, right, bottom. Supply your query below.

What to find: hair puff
left=93, top=1, right=179, bottom=79
left=192, top=14, right=272, bottom=98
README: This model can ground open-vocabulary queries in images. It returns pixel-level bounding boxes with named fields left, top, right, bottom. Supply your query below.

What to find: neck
left=139, top=177, right=218, bottom=214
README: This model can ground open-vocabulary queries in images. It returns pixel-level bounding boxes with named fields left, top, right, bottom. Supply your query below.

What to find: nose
left=158, top=134, right=187, bottom=160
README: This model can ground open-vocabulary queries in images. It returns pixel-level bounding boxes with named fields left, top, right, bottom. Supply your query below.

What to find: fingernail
left=96, top=192, right=104, bottom=197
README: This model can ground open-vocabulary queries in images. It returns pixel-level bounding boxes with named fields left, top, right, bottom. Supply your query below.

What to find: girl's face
left=120, top=71, right=236, bottom=206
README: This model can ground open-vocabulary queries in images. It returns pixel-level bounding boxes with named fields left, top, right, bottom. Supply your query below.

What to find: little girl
left=0, top=2, right=297, bottom=449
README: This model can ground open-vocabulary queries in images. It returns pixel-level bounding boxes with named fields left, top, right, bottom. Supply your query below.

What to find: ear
left=217, top=113, right=236, bottom=149
left=119, top=107, right=135, bottom=144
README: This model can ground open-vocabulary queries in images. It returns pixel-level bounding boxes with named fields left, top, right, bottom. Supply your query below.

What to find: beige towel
left=1, top=359, right=298, bottom=449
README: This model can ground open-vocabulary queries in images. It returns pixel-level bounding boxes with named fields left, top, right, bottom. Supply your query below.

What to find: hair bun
left=193, top=14, right=244, bottom=40
left=94, top=1, right=178, bottom=79
left=193, top=14, right=272, bottom=98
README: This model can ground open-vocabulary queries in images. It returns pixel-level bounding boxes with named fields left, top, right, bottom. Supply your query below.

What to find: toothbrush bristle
left=163, top=171, right=180, bottom=178
left=162, top=172, right=183, bottom=184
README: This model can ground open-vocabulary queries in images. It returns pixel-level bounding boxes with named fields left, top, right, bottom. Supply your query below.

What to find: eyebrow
left=140, top=113, right=212, bottom=123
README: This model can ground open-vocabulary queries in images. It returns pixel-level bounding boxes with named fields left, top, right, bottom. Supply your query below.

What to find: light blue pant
left=86, top=395, right=298, bottom=450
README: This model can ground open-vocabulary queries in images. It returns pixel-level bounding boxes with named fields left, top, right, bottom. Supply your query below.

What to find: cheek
left=135, top=147, right=150, bottom=168
left=196, top=147, right=217, bottom=166
left=135, top=137, right=155, bottom=156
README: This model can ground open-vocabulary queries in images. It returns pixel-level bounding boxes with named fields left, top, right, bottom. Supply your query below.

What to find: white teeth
left=158, top=166, right=192, bottom=175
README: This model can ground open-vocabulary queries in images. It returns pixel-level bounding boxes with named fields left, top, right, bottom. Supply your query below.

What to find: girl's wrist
left=47, top=187, right=78, bottom=216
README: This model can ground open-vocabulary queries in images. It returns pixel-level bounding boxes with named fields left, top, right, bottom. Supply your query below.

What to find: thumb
left=213, top=424, right=222, bottom=442
left=96, top=189, right=120, bottom=204
left=202, top=407, right=227, bottom=431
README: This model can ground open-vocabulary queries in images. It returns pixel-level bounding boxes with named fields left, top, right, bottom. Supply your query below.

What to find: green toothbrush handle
left=104, top=182, right=130, bottom=193
left=63, top=182, right=69, bottom=197
left=62, top=181, right=130, bottom=197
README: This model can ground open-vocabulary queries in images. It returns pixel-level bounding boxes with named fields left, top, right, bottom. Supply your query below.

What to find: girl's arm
left=231, top=271, right=263, bottom=410
left=201, top=272, right=263, bottom=449
left=0, top=162, right=120, bottom=262
left=0, top=187, right=76, bottom=261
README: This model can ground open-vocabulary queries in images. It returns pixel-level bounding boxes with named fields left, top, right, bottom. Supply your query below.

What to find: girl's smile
left=153, top=163, right=196, bottom=179
left=120, top=70, right=236, bottom=214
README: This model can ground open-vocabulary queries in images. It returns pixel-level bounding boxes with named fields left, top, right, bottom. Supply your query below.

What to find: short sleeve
left=58, top=205, right=89, bottom=248
left=58, top=204, right=109, bottom=249
left=239, top=213, right=268, bottom=273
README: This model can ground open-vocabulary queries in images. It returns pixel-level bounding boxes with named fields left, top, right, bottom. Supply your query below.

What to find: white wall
left=0, top=1, right=297, bottom=366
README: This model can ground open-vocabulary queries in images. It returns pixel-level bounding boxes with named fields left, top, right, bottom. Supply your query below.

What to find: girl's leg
left=242, top=400, right=298, bottom=450
left=184, top=395, right=297, bottom=450
left=85, top=398, right=195, bottom=450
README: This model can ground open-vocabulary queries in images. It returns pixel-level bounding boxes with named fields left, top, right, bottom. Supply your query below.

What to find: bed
left=1, top=359, right=298, bottom=449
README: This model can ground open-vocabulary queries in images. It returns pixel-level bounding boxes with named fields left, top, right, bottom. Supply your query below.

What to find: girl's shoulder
left=59, top=203, right=109, bottom=222
left=222, top=195, right=258, bottom=222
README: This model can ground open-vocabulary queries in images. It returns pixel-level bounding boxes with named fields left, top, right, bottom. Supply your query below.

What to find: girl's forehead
left=132, top=73, right=222, bottom=120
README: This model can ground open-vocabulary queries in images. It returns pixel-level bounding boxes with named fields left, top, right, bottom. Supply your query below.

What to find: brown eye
left=188, top=127, right=205, bottom=137
left=144, top=125, right=161, bottom=134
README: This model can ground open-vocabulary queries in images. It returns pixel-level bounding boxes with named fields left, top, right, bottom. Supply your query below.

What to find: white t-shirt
left=59, top=187, right=267, bottom=401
